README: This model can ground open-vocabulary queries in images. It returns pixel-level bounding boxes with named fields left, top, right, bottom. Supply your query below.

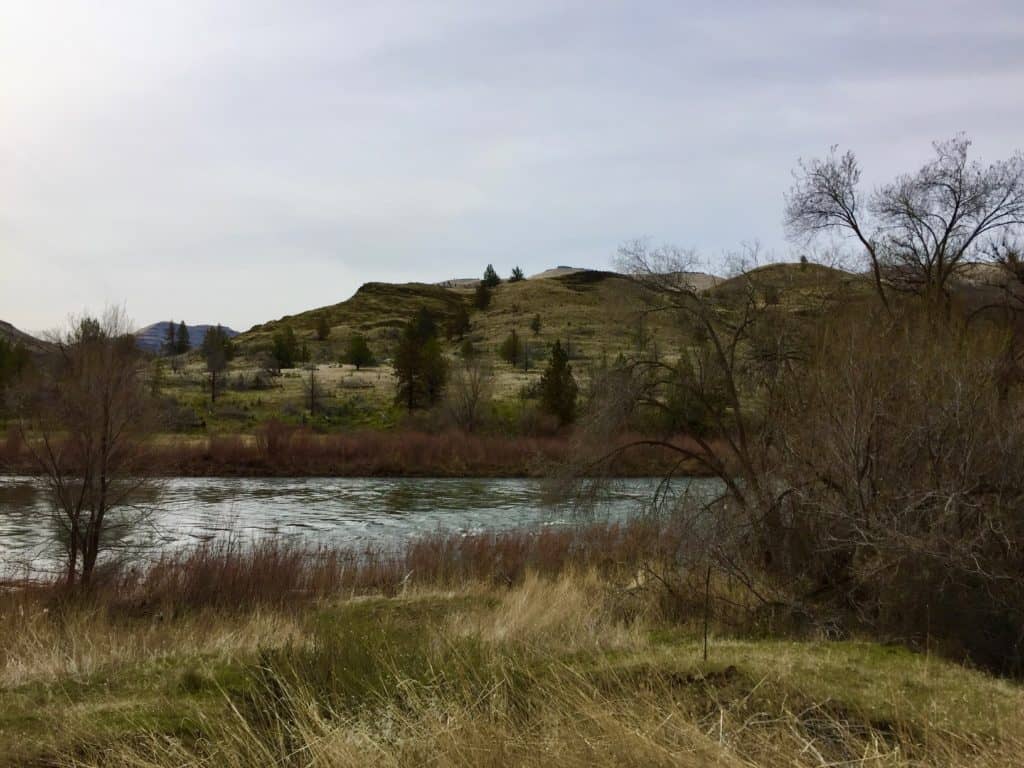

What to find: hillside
left=0, top=320, right=53, bottom=354
left=150, top=264, right=878, bottom=434
left=135, top=321, right=239, bottom=355
left=232, top=269, right=709, bottom=366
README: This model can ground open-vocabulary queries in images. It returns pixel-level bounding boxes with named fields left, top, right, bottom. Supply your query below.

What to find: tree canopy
left=394, top=309, right=447, bottom=411
left=540, top=340, right=578, bottom=425
left=482, top=264, right=501, bottom=288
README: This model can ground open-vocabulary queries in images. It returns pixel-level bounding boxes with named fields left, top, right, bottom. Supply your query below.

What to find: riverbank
left=1, top=428, right=717, bottom=478
left=2, top=528, right=1022, bottom=766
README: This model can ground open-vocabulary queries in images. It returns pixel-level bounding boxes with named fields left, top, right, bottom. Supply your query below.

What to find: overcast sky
left=3, top=1, right=1023, bottom=332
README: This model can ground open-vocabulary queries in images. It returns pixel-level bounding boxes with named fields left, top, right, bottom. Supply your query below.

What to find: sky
left=3, top=1, right=1024, bottom=332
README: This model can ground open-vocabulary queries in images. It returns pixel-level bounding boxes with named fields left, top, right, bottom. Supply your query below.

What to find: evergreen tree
left=499, top=329, right=522, bottom=366
left=315, top=314, right=331, bottom=341
left=175, top=321, right=191, bottom=354
left=163, top=321, right=176, bottom=355
left=482, top=264, right=501, bottom=288
left=509, top=266, right=525, bottom=282
left=530, top=313, right=542, bottom=336
left=394, top=312, right=447, bottom=411
left=343, top=334, right=375, bottom=370
left=201, top=324, right=235, bottom=403
left=422, top=337, right=447, bottom=405
left=272, top=326, right=300, bottom=369
left=540, top=340, right=578, bottom=425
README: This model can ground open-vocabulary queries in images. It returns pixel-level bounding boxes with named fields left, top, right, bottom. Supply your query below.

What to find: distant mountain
left=0, top=320, right=54, bottom=353
left=134, top=322, right=239, bottom=355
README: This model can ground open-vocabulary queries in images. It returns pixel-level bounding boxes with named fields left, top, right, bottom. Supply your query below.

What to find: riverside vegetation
left=3, top=135, right=1024, bottom=765
left=3, top=526, right=1024, bottom=767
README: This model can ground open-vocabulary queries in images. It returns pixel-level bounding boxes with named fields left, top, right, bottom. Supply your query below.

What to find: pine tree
left=482, top=264, right=501, bottom=288
left=163, top=321, right=176, bottom=355
left=343, top=335, right=375, bottom=370
left=509, top=266, right=525, bottom=282
left=272, top=326, right=299, bottom=369
left=499, top=329, right=521, bottom=366
left=175, top=321, right=191, bottom=354
left=540, top=340, right=578, bottom=425
left=201, top=324, right=235, bottom=403
left=394, top=311, right=447, bottom=411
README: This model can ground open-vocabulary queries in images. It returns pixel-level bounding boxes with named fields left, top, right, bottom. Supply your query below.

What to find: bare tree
left=444, top=356, right=494, bottom=432
left=304, top=362, right=329, bottom=416
left=593, top=241, right=807, bottom=574
left=585, top=239, right=1024, bottom=670
left=11, top=307, right=158, bottom=586
left=786, top=135, right=1024, bottom=311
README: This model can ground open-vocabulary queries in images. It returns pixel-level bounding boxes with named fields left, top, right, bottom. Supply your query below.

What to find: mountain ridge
left=134, top=322, right=240, bottom=355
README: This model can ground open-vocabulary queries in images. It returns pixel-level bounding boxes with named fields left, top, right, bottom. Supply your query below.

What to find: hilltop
left=134, top=321, right=239, bottom=355
left=232, top=267, right=727, bottom=365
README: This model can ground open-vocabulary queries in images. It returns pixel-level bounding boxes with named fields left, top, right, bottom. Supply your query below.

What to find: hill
left=155, top=263, right=883, bottom=433
left=134, top=322, right=239, bottom=355
left=231, top=269, right=697, bottom=368
left=0, top=320, right=53, bottom=354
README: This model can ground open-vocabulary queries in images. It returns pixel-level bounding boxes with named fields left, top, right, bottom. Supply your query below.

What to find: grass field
left=2, top=529, right=1022, bottom=766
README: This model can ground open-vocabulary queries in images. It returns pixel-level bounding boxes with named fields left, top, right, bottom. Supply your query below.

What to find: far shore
left=0, top=429, right=716, bottom=479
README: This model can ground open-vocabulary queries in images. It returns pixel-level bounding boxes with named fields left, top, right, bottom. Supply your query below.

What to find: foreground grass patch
left=1, top=577, right=1022, bottom=767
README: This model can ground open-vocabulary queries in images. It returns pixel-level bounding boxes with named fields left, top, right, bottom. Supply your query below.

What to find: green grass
left=3, top=577, right=1022, bottom=766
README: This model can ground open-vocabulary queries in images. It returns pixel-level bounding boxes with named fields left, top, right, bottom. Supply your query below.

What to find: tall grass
left=3, top=518, right=680, bottom=615
left=4, top=521, right=1021, bottom=766
left=46, top=570, right=1024, bottom=768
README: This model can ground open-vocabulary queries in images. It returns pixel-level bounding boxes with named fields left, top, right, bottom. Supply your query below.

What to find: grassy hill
left=233, top=270, right=690, bottom=364
left=155, top=263, right=876, bottom=434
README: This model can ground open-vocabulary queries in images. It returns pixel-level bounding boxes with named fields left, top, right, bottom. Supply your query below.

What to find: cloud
left=2, top=0, right=1023, bottom=329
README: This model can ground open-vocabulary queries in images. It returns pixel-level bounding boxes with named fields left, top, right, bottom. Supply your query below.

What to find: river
left=0, top=475, right=719, bottom=576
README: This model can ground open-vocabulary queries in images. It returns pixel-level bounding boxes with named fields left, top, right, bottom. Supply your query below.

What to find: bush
left=474, top=283, right=492, bottom=310
left=342, top=334, right=375, bottom=370
left=499, top=329, right=522, bottom=366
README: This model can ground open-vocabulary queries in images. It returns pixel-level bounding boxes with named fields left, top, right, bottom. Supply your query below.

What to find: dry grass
left=2, top=522, right=1022, bottom=766
left=35, top=572, right=1024, bottom=768
left=0, top=604, right=302, bottom=690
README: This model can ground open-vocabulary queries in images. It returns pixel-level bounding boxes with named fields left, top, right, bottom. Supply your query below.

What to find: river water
left=0, top=475, right=719, bottom=575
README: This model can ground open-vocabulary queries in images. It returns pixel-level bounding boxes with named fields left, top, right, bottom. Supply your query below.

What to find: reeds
left=3, top=517, right=679, bottom=616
